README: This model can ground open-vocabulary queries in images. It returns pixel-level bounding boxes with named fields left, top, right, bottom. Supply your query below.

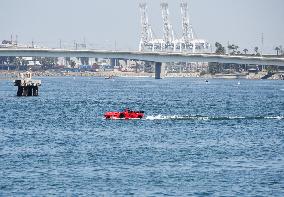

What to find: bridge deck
left=0, top=48, right=283, bottom=66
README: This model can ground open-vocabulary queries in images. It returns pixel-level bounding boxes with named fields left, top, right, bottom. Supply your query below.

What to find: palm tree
left=0, top=56, right=8, bottom=64
left=70, top=60, right=76, bottom=68
left=215, top=42, right=226, bottom=55
left=228, top=44, right=234, bottom=55
left=17, top=57, right=23, bottom=70
left=254, top=47, right=259, bottom=54
left=65, top=57, right=71, bottom=66
left=14, top=57, right=22, bottom=70
left=275, top=46, right=280, bottom=56
left=243, top=49, right=248, bottom=55
left=8, top=56, right=16, bottom=65
left=254, top=47, right=261, bottom=56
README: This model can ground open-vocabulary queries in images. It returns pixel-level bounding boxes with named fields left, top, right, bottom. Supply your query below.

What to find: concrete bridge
left=0, top=48, right=284, bottom=79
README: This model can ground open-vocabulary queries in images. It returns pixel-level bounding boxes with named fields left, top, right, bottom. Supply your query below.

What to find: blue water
left=0, top=77, right=284, bottom=196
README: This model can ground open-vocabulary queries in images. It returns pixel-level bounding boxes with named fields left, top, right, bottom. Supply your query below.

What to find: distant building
left=0, top=40, right=17, bottom=48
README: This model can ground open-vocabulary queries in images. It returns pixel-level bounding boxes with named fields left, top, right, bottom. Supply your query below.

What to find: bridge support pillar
left=155, top=62, right=162, bottom=79
left=110, top=58, right=117, bottom=68
left=80, top=57, right=89, bottom=65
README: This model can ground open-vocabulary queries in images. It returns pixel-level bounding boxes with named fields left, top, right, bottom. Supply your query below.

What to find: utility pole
left=15, top=35, right=18, bottom=46
left=83, top=37, right=86, bottom=48
left=261, top=33, right=264, bottom=70
left=227, top=41, right=230, bottom=55
left=261, top=33, right=264, bottom=56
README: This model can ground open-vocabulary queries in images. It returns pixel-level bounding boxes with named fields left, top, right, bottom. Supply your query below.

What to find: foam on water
left=145, top=115, right=284, bottom=121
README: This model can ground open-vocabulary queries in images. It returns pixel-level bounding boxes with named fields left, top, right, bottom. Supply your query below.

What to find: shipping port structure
left=139, top=0, right=210, bottom=53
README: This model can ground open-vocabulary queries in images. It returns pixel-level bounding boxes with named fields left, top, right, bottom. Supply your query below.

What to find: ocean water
left=0, top=77, right=283, bottom=196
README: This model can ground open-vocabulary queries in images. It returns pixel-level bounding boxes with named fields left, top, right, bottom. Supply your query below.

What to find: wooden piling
left=14, top=72, right=41, bottom=96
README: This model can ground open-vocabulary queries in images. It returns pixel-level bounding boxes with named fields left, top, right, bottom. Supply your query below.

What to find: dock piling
left=14, top=72, right=41, bottom=96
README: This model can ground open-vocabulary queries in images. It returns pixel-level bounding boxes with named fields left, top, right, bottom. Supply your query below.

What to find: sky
left=1, top=0, right=284, bottom=53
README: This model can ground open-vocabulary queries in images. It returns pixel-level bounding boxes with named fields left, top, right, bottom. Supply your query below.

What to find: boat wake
left=145, top=115, right=284, bottom=121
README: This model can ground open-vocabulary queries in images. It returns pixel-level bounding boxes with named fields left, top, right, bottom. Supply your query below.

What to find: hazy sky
left=1, top=0, right=283, bottom=53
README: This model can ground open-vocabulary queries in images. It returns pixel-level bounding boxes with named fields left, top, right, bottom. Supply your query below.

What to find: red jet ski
left=104, top=109, right=144, bottom=120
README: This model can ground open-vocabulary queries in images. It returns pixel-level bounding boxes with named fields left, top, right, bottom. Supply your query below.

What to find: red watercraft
left=104, top=109, right=144, bottom=120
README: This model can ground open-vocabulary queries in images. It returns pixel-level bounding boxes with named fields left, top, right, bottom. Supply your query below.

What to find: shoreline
left=0, top=70, right=283, bottom=80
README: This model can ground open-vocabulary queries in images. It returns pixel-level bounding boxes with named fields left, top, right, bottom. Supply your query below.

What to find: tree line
left=0, top=56, right=58, bottom=70
left=214, top=42, right=283, bottom=56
